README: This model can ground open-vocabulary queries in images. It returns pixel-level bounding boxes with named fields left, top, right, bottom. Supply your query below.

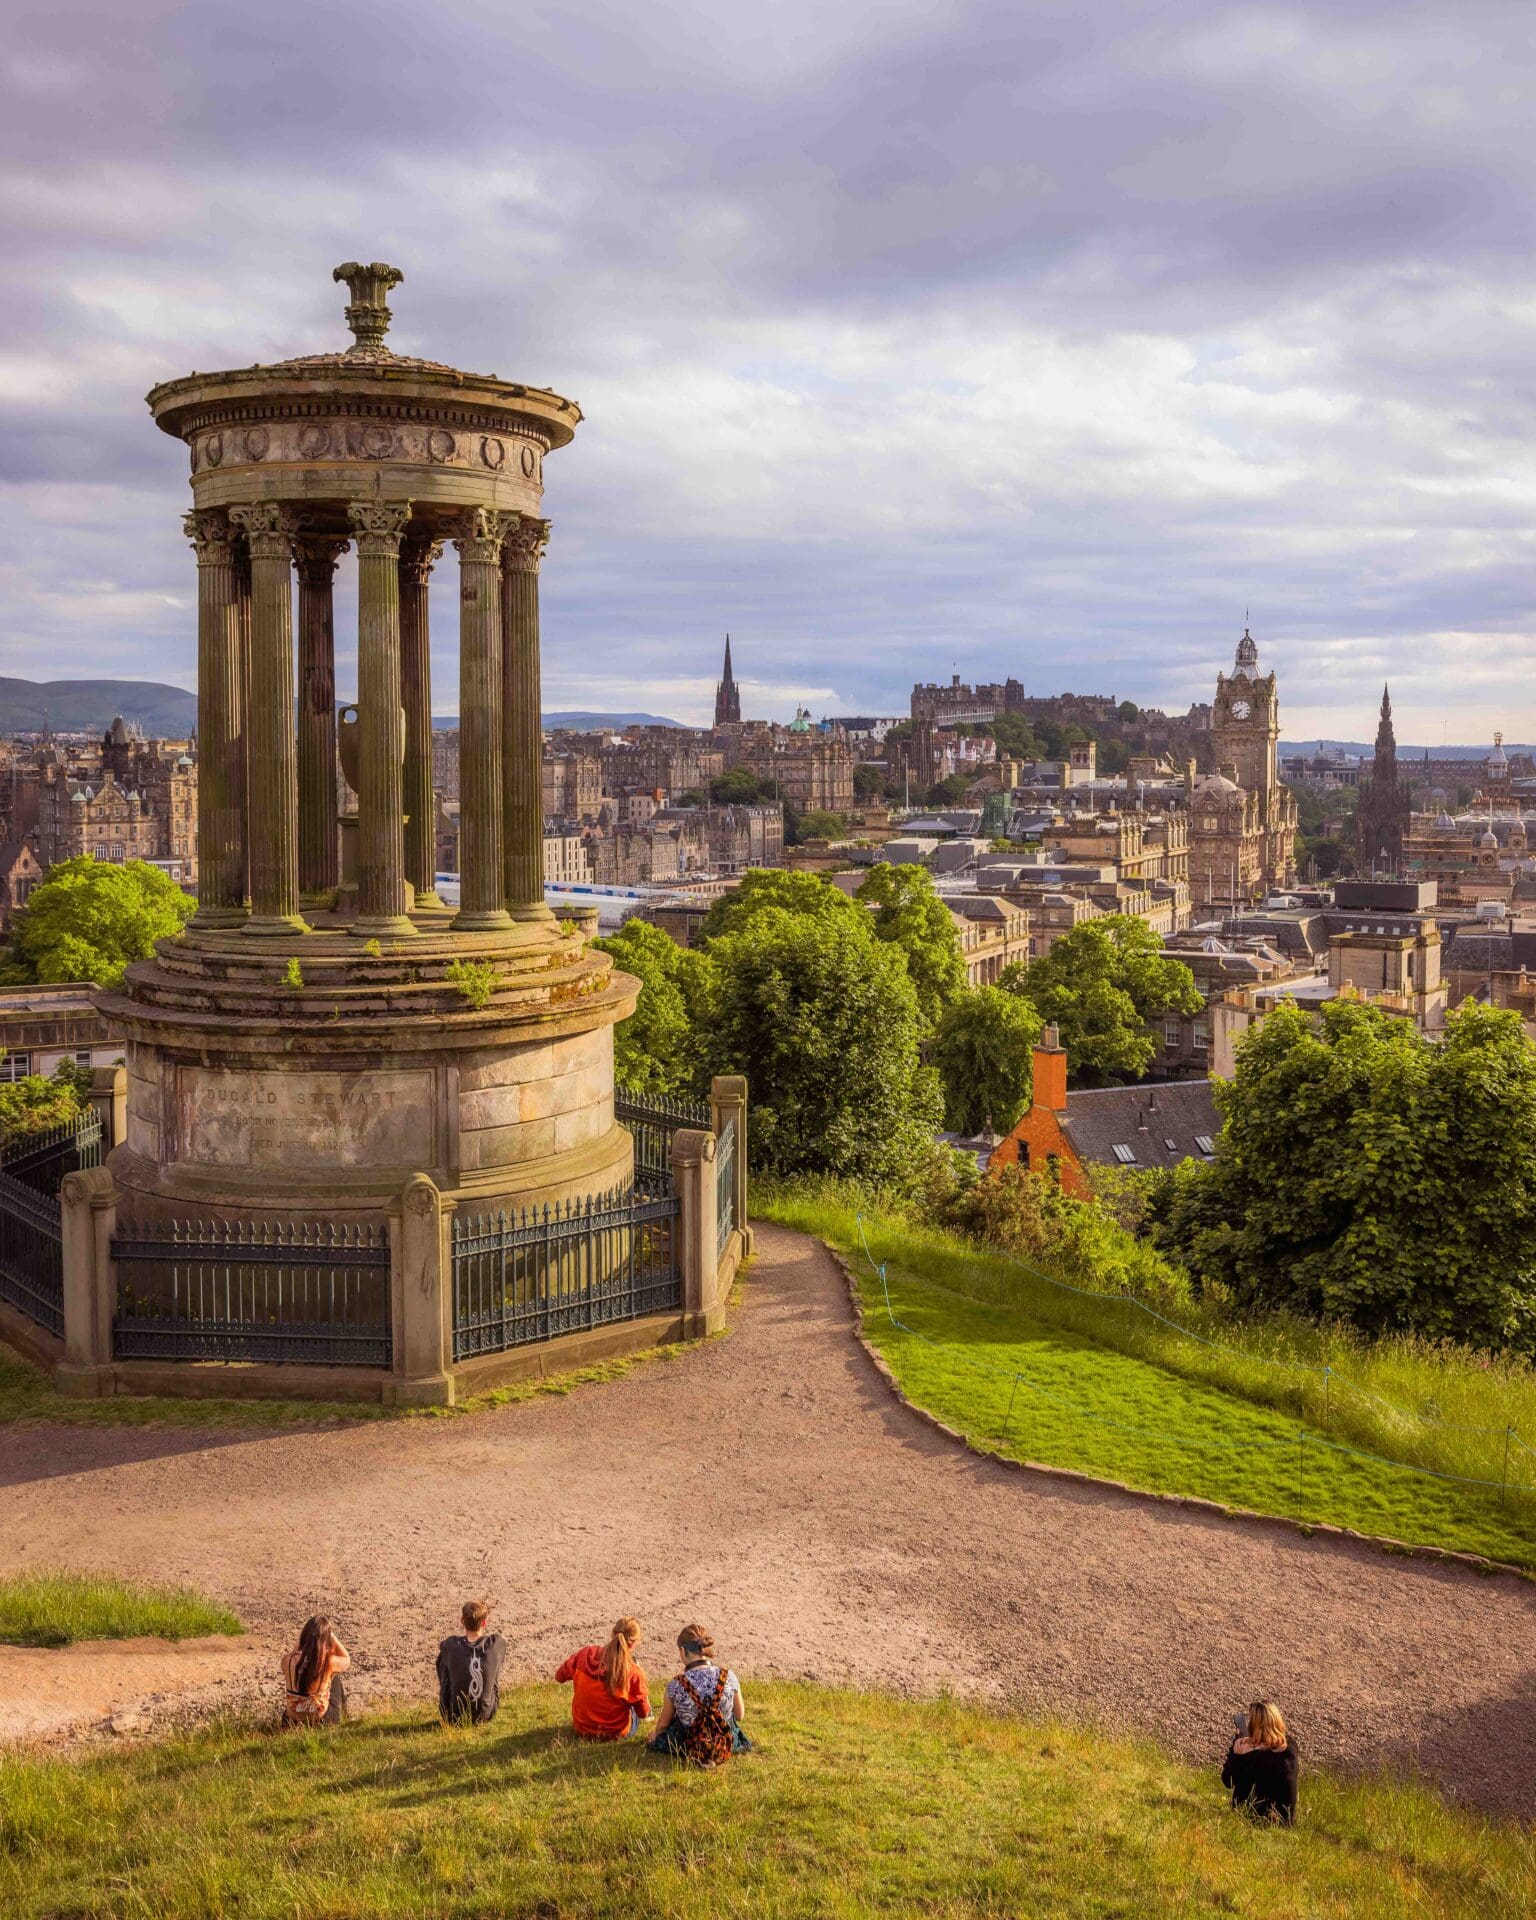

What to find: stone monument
left=100, top=262, right=637, bottom=1223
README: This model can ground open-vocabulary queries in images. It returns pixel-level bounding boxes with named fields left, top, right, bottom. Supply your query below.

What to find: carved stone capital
left=452, top=506, right=515, bottom=567
left=293, top=534, right=350, bottom=589
left=502, top=515, right=551, bottom=574
left=183, top=508, right=235, bottom=567
left=399, top=535, right=446, bottom=586
left=333, top=260, right=404, bottom=354
left=229, top=501, right=301, bottom=561
left=346, top=500, right=413, bottom=557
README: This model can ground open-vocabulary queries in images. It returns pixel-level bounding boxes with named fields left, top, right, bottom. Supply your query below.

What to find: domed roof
left=1480, top=827, right=1499, bottom=848
left=1194, top=772, right=1240, bottom=794
left=1435, top=810, right=1456, bottom=829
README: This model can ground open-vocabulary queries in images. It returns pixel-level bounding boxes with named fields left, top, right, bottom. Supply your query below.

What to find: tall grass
left=0, top=1572, right=243, bottom=1648
left=760, top=1184, right=1536, bottom=1500
left=1, top=1685, right=1530, bottom=1918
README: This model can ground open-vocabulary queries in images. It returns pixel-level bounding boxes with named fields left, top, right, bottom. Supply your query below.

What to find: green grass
left=0, top=1572, right=243, bottom=1649
left=761, top=1194, right=1536, bottom=1568
left=1, top=1685, right=1529, bottom=1919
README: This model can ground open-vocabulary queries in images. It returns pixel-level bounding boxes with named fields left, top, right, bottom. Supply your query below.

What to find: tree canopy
left=709, top=768, right=767, bottom=806
left=932, top=986, right=1043, bottom=1134
left=594, top=920, right=715, bottom=1098
left=0, top=1066, right=88, bottom=1151
left=1002, top=915, right=1199, bottom=1084
left=854, top=862, right=966, bottom=1034
left=699, top=868, right=860, bottom=943
left=1149, top=999, right=1536, bottom=1349
left=703, top=909, right=942, bottom=1185
left=3, top=857, right=194, bottom=990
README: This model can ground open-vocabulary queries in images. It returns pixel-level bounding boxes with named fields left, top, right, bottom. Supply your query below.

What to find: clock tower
left=1212, top=626, right=1278, bottom=797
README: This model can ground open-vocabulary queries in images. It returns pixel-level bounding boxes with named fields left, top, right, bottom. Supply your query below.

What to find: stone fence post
left=57, top=1164, right=117, bottom=1398
left=669, top=1127, right=719, bottom=1336
left=709, top=1073, right=751, bottom=1257
left=88, top=1065, right=127, bottom=1152
left=387, top=1173, right=456, bottom=1406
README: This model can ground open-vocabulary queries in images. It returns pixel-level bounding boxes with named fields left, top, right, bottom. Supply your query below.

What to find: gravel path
left=3, top=1222, right=1534, bottom=1813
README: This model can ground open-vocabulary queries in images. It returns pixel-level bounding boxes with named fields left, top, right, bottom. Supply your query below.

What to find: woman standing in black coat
left=1222, top=1701, right=1300, bottom=1824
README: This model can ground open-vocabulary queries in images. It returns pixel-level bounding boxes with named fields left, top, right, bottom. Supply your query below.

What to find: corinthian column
left=452, top=507, right=514, bottom=930
left=228, top=502, right=305, bottom=936
left=400, top=535, right=445, bottom=910
left=183, top=509, right=246, bottom=927
left=294, top=533, right=348, bottom=902
left=502, top=515, right=552, bottom=920
left=346, top=500, right=416, bottom=938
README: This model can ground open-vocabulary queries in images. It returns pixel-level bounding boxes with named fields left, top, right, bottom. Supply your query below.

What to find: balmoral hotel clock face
left=1231, top=699, right=1251, bottom=720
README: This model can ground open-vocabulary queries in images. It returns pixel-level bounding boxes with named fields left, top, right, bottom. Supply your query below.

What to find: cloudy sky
left=2, top=0, right=1533, bottom=743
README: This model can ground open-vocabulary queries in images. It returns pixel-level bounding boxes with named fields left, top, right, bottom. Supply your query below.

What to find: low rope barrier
left=852, top=1214, right=1533, bottom=1507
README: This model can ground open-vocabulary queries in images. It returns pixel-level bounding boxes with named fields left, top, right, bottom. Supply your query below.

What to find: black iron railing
left=716, top=1116, right=736, bottom=1260
left=614, top=1089, right=709, bottom=1192
left=112, top=1218, right=392, bottom=1368
left=451, top=1182, right=681, bottom=1361
left=0, top=1169, right=63, bottom=1338
left=0, top=1112, right=102, bottom=1199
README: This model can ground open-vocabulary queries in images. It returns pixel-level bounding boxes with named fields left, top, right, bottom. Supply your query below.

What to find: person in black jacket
left=1222, top=1701, right=1300, bottom=1824
left=437, top=1599, right=506, bottom=1725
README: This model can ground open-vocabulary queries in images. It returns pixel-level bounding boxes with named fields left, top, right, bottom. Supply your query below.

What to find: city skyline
left=3, top=3, right=1534, bottom=745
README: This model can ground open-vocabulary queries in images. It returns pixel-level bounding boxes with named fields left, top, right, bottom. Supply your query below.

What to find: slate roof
left=1058, top=1080, right=1222, bottom=1172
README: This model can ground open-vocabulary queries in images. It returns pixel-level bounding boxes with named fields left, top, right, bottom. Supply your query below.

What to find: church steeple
left=714, top=633, right=741, bottom=726
left=1358, top=682, right=1408, bottom=872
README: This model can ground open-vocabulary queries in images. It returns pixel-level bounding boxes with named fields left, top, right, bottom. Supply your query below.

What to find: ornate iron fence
left=111, top=1218, right=391, bottom=1367
left=0, top=1112, right=102, bottom=1198
left=716, top=1116, right=736, bottom=1260
left=451, top=1182, right=681, bottom=1361
left=614, top=1089, right=709, bottom=1192
left=0, top=1169, right=63, bottom=1338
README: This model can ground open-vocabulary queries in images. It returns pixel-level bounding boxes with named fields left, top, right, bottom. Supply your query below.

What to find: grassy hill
left=0, top=1684, right=1527, bottom=1917
left=0, top=676, right=197, bottom=737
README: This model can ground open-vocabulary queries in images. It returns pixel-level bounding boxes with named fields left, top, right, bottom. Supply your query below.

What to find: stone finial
left=332, top=260, right=404, bottom=353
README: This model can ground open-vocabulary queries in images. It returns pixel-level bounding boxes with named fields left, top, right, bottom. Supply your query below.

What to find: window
left=1163, top=1019, right=1182, bottom=1046
left=1112, top=1144, right=1136, bottom=1164
left=1192, top=1021, right=1210, bottom=1050
left=1, top=1051, right=31, bottom=1083
left=1194, top=1134, right=1216, bottom=1156
left=75, top=1050, right=94, bottom=1069
left=1164, top=1137, right=1178, bottom=1153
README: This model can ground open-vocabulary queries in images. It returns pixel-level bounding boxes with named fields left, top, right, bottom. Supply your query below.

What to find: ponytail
left=602, top=1617, right=640, bottom=1697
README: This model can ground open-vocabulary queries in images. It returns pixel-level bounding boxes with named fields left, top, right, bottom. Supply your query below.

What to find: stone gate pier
left=100, top=262, right=636, bottom=1225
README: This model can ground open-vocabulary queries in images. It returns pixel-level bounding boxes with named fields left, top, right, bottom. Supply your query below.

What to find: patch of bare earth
left=2, top=1223, right=1533, bottom=1812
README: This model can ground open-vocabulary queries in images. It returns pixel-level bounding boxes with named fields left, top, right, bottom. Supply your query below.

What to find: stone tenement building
left=595, top=730, right=725, bottom=797
left=9, top=719, right=197, bottom=882
left=1186, top=629, right=1298, bottom=908
left=911, top=674, right=1026, bottom=726
left=1356, top=685, right=1411, bottom=872
left=542, top=746, right=602, bottom=823
left=732, top=715, right=855, bottom=813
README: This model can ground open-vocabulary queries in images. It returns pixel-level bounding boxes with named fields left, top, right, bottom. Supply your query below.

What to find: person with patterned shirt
left=648, top=1623, right=752, bottom=1761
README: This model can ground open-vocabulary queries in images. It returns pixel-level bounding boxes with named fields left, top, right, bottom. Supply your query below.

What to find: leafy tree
left=855, top=863, right=967, bottom=1033
left=924, top=774, right=970, bottom=806
left=1116, top=701, right=1140, bottom=722
left=3, top=857, right=194, bottom=990
left=797, top=809, right=847, bottom=840
left=1149, top=1000, right=1536, bottom=1350
left=709, top=768, right=766, bottom=805
left=0, top=1065, right=87, bottom=1151
left=990, top=712, right=1047, bottom=761
left=700, top=868, right=860, bottom=943
left=1001, top=914, right=1200, bottom=1083
left=703, top=910, right=942, bottom=1184
left=852, top=764, right=884, bottom=800
left=673, top=788, right=706, bottom=808
left=595, top=920, right=716, bottom=1098
left=932, top=986, right=1042, bottom=1133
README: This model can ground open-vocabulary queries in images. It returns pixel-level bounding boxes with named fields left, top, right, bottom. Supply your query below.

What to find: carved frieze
left=191, top=418, right=548, bottom=479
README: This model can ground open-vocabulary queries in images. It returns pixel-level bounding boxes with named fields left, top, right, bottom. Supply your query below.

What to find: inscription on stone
left=180, top=1067, right=432, bottom=1170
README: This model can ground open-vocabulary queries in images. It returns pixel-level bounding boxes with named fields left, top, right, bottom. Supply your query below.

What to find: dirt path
left=3, top=1223, right=1534, bottom=1812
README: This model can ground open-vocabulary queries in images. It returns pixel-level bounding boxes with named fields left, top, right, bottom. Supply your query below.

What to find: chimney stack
left=1032, top=1022, right=1068, bottom=1113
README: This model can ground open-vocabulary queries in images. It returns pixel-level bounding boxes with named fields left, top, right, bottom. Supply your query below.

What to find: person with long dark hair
left=281, top=1615, right=351, bottom=1727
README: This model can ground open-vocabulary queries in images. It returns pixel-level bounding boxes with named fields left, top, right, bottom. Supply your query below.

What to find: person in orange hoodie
left=556, top=1617, right=652, bottom=1739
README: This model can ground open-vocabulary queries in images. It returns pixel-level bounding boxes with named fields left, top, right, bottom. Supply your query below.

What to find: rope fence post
left=999, top=1375, right=1020, bottom=1447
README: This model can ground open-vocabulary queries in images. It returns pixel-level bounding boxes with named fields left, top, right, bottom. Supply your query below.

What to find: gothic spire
left=714, top=631, right=741, bottom=726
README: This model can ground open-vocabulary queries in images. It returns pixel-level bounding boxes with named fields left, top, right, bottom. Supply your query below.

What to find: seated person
left=437, top=1599, right=506, bottom=1725
left=1222, top=1701, right=1299, bottom=1824
left=647, top=1623, right=751, bottom=1764
left=556, top=1616, right=652, bottom=1739
left=281, top=1615, right=351, bottom=1727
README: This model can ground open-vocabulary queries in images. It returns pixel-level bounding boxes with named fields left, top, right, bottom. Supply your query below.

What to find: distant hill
left=432, top=710, right=686, bottom=732
left=1282, top=739, right=1534, bottom=759
left=0, top=676, right=197, bottom=737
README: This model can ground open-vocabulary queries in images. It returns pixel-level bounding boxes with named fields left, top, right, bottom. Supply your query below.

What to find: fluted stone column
left=502, top=516, right=552, bottom=920
left=294, top=534, right=348, bottom=902
left=183, top=510, right=246, bottom=927
left=453, top=507, right=514, bottom=930
left=228, top=503, right=305, bottom=936
left=400, top=535, right=445, bottom=910
left=347, top=500, right=416, bottom=939
left=233, top=535, right=252, bottom=905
